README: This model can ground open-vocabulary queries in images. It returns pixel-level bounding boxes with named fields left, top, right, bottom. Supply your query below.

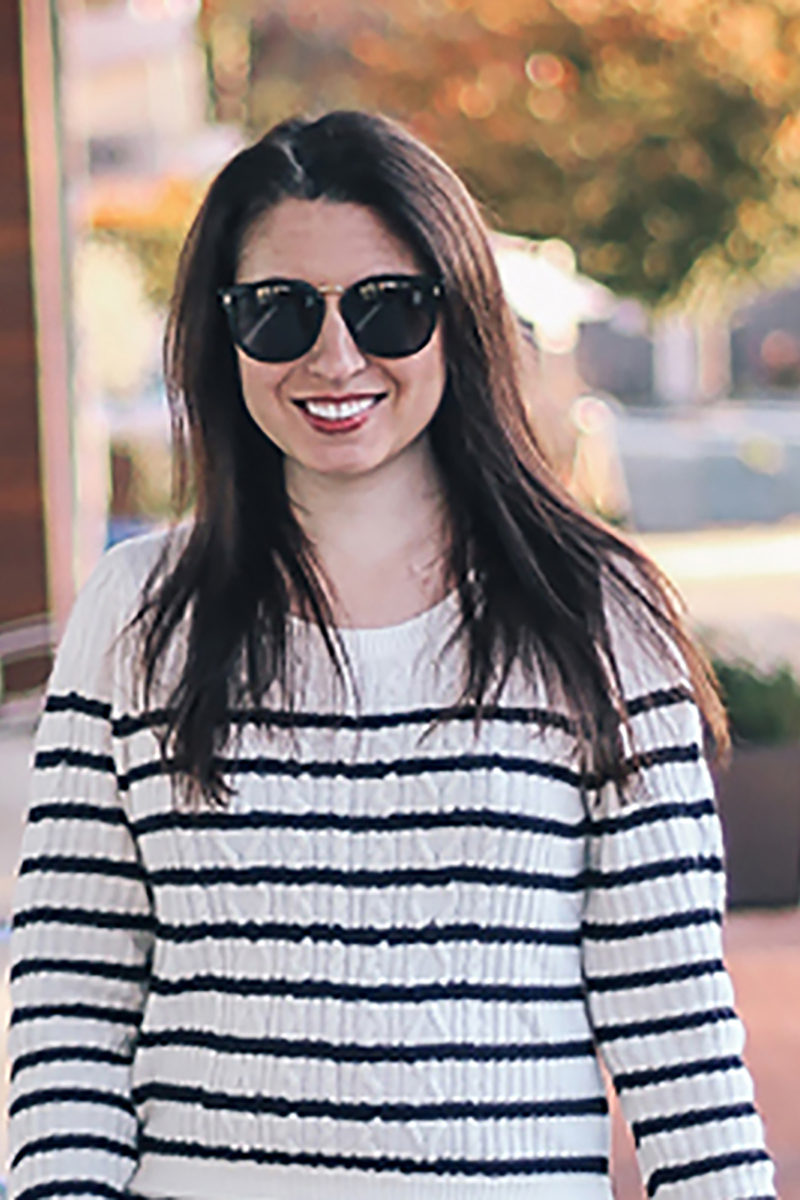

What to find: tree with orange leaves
left=220, top=0, right=800, bottom=306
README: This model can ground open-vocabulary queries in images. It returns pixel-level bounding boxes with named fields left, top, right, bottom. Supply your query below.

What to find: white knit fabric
left=8, top=531, right=776, bottom=1200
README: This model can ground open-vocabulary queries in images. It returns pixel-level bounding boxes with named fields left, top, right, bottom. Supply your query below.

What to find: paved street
left=637, top=520, right=800, bottom=671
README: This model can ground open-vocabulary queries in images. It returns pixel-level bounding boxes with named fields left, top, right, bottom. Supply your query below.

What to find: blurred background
left=1, top=0, right=799, bottom=1195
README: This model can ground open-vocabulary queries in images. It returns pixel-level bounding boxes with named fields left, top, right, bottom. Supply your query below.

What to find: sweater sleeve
left=8, top=544, right=155, bottom=1200
left=582, top=682, right=777, bottom=1199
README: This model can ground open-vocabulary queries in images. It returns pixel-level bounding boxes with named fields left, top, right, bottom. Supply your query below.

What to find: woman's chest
left=123, top=712, right=589, bottom=937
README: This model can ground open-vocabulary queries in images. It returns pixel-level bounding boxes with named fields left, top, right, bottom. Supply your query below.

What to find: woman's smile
left=290, top=390, right=388, bottom=433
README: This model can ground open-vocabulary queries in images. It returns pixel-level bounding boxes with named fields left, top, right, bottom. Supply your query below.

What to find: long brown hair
left=137, top=109, right=727, bottom=804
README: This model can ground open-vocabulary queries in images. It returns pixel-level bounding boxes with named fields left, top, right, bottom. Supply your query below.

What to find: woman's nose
left=305, top=297, right=367, bottom=378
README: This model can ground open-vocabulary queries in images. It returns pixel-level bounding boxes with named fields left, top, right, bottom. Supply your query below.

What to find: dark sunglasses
left=218, top=273, right=444, bottom=363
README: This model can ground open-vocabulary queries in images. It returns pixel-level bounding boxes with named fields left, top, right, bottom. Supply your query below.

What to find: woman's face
left=232, top=198, right=446, bottom=485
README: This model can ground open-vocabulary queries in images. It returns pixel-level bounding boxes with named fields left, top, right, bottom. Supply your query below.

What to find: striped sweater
left=8, top=531, right=776, bottom=1200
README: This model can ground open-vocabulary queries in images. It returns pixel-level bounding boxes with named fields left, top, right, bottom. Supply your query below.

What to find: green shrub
left=712, top=657, right=800, bottom=746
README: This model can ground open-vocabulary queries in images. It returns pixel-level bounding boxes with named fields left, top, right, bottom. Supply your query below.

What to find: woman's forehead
left=236, top=198, right=423, bottom=284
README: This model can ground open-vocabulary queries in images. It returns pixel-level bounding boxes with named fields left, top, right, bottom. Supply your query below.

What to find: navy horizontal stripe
left=132, top=804, right=586, bottom=839
left=121, top=751, right=582, bottom=790
left=587, top=854, right=723, bottom=889
left=149, top=973, right=585, bottom=1003
left=632, top=1101, right=758, bottom=1145
left=590, top=798, right=715, bottom=837
left=595, top=1006, right=737, bottom=1043
left=615, top=1054, right=743, bottom=1092
left=111, top=685, right=683, bottom=738
left=120, top=744, right=700, bottom=793
left=136, top=1027, right=595, bottom=1063
left=16, top=1182, right=125, bottom=1200
left=9, top=1086, right=136, bottom=1119
left=34, top=747, right=116, bottom=775
left=626, top=686, right=692, bottom=716
left=586, top=958, right=724, bottom=993
left=148, top=861, right=586, bottom=891
left=12, top=1133, right=136, bottom=1170
left=114, top=701, right=576, bottom=737
left=154, top=917, right=581, bottom=947
left=134, top=1080, right=606, bottom=1123
left=18, top=854, right=144, bottom=882
left=45, top=692, right=112, bottom=721
left=13, top=906, right=154, bottom=934
left=10, top=1002, right=143, bottom=1028
left=11, top=1045, right=132, bottom=1081
left=140, top=1132, right=608, bottom=1177
left=648, top=1148, right=771, bottom=1197
left=28, top=802, right=127, bottom=827
left=630, top=743, right=702, bottom=770
left=582, top=907, right=722, bottom=942
left=10, top=957, right=149, bottom=984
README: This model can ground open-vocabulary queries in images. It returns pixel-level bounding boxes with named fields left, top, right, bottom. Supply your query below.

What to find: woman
left=9, top=111, right=775, bottom=1200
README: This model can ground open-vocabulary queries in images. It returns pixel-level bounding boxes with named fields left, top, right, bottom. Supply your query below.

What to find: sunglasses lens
left=228, top=283, right=322, bottom=363
left=342, top=279, right=439, bottom=358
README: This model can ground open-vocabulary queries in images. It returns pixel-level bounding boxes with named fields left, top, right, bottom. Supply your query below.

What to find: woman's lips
left=292, top=392, right=386, bottom=433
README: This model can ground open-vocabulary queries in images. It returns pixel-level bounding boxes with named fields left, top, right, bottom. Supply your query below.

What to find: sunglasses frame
left=217, top=272, right=445, bottom=363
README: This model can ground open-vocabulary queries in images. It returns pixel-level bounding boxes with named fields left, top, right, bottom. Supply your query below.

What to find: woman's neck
left=285, top=438, right=452, bottom=626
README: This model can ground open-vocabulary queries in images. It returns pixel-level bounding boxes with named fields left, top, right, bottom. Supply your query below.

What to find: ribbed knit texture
left=8, top=531, right=776, bottom=1200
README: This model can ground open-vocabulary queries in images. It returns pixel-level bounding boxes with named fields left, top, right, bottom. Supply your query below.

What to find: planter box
left=713, top=742, right=800, bottom=908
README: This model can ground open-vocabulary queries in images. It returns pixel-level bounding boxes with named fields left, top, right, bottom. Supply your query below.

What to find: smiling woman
left=7, top=111, right=776, bottom=1200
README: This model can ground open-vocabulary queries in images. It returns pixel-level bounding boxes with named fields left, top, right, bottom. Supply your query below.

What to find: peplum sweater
left=8, top=530, right=776, bottom=1200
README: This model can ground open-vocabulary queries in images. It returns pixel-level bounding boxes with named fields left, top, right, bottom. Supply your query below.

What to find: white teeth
left=304, top=397, right=378, bottom=420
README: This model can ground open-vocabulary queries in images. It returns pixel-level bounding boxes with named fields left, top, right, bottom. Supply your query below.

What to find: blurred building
left=496, top=233, right=800, bottom=531
left=61, top=0, right=241, bottom=567
left=578, top=277, right=800, bottom=410
left=730, top=283, right=800, bottom=397
left=63, top=0, right=240, bottom=227
left=578, top=304, right=654, bottom=408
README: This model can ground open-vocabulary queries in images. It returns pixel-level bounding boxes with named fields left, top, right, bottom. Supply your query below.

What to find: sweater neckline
left=287, top=586, right=462, bottom=657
